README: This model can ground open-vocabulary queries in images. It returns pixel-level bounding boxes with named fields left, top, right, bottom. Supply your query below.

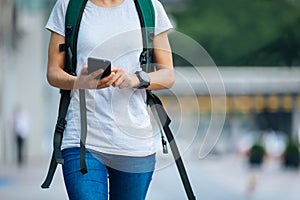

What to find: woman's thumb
left=81, top=66, right=88, bottom=75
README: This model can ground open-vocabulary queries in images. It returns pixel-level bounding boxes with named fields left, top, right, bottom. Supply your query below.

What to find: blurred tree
left=236, top=20, right=300, bottom=66
left=283, top=140, right=300, bottom=168
left=171, top=0, right=300, bottom=66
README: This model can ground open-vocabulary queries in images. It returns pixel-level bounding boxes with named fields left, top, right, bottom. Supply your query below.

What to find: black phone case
left=88, top=57, right=111, bottom=79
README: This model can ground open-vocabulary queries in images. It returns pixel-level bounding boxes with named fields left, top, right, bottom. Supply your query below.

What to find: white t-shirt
left=46, top=0, right=173, bottom=156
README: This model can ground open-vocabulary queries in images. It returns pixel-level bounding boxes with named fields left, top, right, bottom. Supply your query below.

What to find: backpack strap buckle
left=55, top=118, right=67, bottom=134
left=53, top=118, right=66, bottom=164
left=59, top=43, right=68, bottom=52
left=139, top=50, right=148, bottom=65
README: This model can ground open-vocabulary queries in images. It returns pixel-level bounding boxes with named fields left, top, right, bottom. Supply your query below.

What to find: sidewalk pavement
left=148, top=154, right=300, bottom=200
left=1, top=154, right=300, bottom=200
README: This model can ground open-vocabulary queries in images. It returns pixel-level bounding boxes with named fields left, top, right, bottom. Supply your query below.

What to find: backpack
left=41, top=0, right=195, bottom=199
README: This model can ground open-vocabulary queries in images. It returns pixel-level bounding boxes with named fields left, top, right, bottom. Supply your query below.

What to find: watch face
left=136, top=71, right=150, bottom=89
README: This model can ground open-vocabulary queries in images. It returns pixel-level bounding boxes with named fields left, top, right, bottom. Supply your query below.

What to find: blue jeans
left=62, top=148, right=155, bottom=200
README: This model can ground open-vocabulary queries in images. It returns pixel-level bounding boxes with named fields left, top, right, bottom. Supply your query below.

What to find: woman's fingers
left=89, top=68, right=104, bottom=80
left=110, top=67, right=127, bottom=88
left=76, top=66, right=110, bottom=89
left=80, top=66, right=89, bottom=75
left=96, top=73, right=115, bottom=89
left=76, top=66, right=135, bottom=90
left=110, top=67, right=140, bottom=89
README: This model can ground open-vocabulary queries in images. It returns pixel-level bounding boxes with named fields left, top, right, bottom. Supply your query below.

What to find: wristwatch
left=135, top=71, right=151, bottom=89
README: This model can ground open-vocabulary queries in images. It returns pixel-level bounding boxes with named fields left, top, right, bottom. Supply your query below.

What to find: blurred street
left=1, top=1, right=300, bottom=200
left=1, top=154, right=300, bottom=200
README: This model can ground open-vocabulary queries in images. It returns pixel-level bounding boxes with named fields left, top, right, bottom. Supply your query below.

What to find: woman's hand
left=111, top=67, right=140, bottom=89
left=74, top=66, right=115, bottom=89
left=46, top=32, right=118, bottom=91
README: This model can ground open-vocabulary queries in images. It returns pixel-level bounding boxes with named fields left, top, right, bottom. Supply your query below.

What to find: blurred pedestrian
left=12, top=106, right=30, bottom=166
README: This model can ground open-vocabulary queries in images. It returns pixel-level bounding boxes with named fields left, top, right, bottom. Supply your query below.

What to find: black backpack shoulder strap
left=147, top=91, right=196, bottom=200
left=64, top=0, right=89, bottom=176
left=41, top=0, right=88, bottom=189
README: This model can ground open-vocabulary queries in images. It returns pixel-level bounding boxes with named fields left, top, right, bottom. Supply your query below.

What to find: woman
left=46, top=0, right=174, bottom=199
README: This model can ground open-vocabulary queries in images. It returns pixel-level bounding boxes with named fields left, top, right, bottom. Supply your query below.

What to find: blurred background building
left=0, top=0, right=50, bottom=164
left=1, top=0, right=300, bottom=199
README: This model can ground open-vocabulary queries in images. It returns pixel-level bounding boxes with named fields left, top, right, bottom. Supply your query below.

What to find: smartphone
left=88, top=57, right=111, bottom=80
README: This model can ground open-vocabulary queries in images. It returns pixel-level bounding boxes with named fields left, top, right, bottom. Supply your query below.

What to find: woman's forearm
left=148, top=31, right=175, bottom=90
left=148, top=67, right=174, bottom=90
left=47, top=32, right=78, bottom=90
left=47, top=66, right=77, bottom=90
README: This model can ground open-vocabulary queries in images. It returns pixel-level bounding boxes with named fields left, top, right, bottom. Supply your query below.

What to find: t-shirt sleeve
left=45, top=0, right=68, bottom=36
left=153, top=0, right=173, bottom=35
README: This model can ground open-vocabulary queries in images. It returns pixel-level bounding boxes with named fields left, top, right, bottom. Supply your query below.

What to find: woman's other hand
left=111, top=67, right=140, bottom=89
